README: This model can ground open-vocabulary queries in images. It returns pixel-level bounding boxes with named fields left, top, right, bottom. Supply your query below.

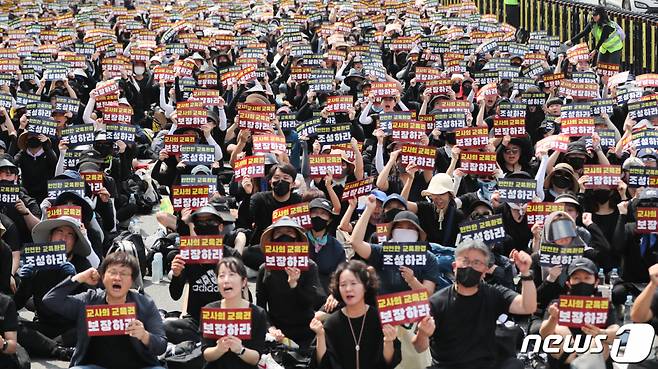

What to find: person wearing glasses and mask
left=412, top=239, right=536, bottom=369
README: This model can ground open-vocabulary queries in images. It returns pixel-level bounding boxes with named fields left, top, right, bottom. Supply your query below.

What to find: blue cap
left=383, top=194, right=408, bottom=209
left=371, top=189, right=387, bottom=203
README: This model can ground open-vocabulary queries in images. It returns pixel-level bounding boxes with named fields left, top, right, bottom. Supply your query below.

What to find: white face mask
left=391, top=228, right=419, bottom=242
left=134, top=66, right=146, bottom=75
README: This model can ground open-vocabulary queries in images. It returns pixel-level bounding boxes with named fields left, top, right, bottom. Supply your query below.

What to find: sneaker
left=52, top=346, right=74, bottom=361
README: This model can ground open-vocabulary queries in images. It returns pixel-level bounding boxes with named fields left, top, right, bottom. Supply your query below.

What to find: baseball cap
left=567, top=257, right=597, bottom=276
left=309, top=197, right=336, bottom=215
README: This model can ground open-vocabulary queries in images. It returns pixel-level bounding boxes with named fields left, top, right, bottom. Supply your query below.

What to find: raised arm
left=350, top=195, right=377, bottom=260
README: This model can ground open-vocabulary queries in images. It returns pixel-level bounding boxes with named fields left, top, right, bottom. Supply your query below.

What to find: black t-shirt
left=0, top=241, right=12, bottom=295
left=249, top=191, right=303, bottom=245
left=321, top=306, right=401, bottom=369
left=83, top=332, right=149, bottom=369
left=415, top=201, right=464, bottom=247
left=0, top=293, right=18, bottom=368
left=429, top=283, right=518, bottom=369
left=201, top=302, right=267, bottom=369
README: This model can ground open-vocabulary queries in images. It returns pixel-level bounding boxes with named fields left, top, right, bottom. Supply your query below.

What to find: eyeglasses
left=458, top=258, right=486, bottom=268
left=504, top=148, right=520, bottom=155
left=106, top=270, right=131, bottom=278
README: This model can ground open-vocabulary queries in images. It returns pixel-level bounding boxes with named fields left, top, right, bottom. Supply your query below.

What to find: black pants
left=429, top=358, right=524, bottom=369
left=17, top=318, right=76, bottom=357
left=164, top=316, right=200, bottom=344
left=505, top=4, right=520, bottom=29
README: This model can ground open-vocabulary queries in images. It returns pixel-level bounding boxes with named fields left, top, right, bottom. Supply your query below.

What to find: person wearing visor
left=167, top=205, right=244, bottom=344
left=256, top=216, right=324, bottom=350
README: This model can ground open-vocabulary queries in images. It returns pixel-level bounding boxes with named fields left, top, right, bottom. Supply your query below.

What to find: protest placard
left=377, top=290, right=430, bottom=327
left=179, top=236, right=224, bottom=264
left=263, top=242, right=309, bottom=270
left=86, top=303, right=136, bottom=337
left=171, top=185, right=209, bottom=211
left=201, top=308, right=252, bottom=339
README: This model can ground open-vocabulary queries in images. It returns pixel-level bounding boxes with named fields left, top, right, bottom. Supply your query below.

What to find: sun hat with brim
left=554, top=192, right=582, bottom=213
left=260, top=216, right=308, bottom=245
left=18, top=131, right=50, bottom=151
left=544, top=163, right=579, bottom=192
left=78, top=161, right=101, bottom=173
left=371, top=189, right=388, bottom=203
left=567, top=257, right=597, bottom=276
left=383, top=194, right=408, bottom=210
left=421, top=173, right=455, bottom=197
left=54, top=191, right=94, bottom=224
left=209, top=202, right=236, bottom=223
left=505, top=171, right=533, bottom=180
left=0, top=158, right=18, bottom=174
left=32, top=216, right=92, bottom=257
left=309, top=197, right=337, bottom=215
left=191, top=165, right=212, bottom=176
left=191, top=205, right=225, bottom=223
left=467, top=199, right=494, bottom=216
left=389, top=211, right=427, bottom=241
left=173, top=126, right=203, bottom=136
left=344, top=70, right=366, bottom=86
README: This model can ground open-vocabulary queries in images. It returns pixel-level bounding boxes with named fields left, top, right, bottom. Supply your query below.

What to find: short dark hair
left=215, top=257, right=247, bottom=280
left=330, top=260, right=379, bottom=306
left=267, top=163, right=297, bottom=181
left=99, top=252, right=139, bottom=281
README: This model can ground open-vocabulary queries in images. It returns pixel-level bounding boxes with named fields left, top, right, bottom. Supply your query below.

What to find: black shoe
left=52, top=346, right=74, bottom=361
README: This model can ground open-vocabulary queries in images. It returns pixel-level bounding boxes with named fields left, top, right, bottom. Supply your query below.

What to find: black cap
left=567, top=257, right=597, bottom=276
left=309, top=198, right=336, bottom=215
left=191, top=205, right=224, bottom=222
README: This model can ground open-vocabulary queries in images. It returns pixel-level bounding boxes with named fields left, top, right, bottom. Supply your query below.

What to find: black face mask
left=0, top=179, right=14, bottom=186
left=553, top=174, right=571, bottom=189
left=445, top=133, right=457, bottom=145
left=26, top=138, right=41, bottom=148
left=194, top=221, right=220, bottom=235
left=272, top=180, right=291, bottom=197
left=310, top=216, right=329, bottom=231
left=570, top=282, right=596, bottom=296
left=274, top=235, right=296, bottom=243
left=384, top=208, right=403, bottom=223
left=567, top=157, right=585, bottom=170
left=455, top=267, right=482, bottom=288
left=592, top=189, right=612, bottom=204
left=452, top=83, right=461, bottom=93
left=462, top=84, right=473, bottom=96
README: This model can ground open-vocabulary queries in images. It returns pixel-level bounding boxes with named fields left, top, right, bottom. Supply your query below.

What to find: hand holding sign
left=510, top=249, right=532, bottom=274
left=126, top=319, right=148, bottom=341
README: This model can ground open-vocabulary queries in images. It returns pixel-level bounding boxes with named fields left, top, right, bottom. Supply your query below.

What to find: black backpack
left=106, top=231, right=148, bottom=289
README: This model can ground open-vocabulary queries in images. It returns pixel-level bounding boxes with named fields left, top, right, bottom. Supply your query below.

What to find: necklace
left=346, top=305, right=368, bottom=369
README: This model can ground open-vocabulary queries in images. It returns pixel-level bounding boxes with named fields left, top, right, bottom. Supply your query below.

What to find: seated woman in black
left=309, top=260, right=402, bottom=369
left=202, top=257, right=267, bottom=369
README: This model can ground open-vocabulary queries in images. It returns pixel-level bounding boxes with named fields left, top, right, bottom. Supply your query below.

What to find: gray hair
left=455, top=239, right=492, bottom=266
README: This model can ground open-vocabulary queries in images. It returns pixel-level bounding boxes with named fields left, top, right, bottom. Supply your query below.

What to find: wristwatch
left=520, top=271, right=534, bottom=281
left=237, top=347, right=246, bottom=356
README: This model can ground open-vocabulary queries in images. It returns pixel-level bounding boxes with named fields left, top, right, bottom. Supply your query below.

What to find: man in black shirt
left=166, top=205, right=244, bottom=343
left=0, top=292, right=19, bottom=369
left=244, top=163, right=302, bottom=270
left=413, top=239, right=536, bottom=369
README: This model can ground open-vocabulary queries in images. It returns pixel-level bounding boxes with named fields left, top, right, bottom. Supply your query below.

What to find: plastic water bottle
left=151, top=253, right=163, bottom=284
left=597, top=268, right=611, bottom=299
left=128, top=218, right=139, bottom=235
left=624, top=295, right=634, bottom=324
left=609, top=268, right=620, bottom=286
